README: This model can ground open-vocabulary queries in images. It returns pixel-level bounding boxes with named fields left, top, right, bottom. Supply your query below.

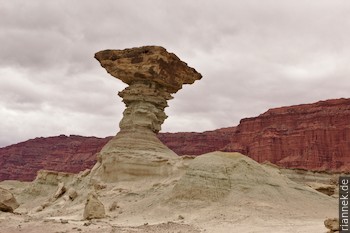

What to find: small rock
left=42, top=201, right=51, bottom=208
left=178, top=215, right=184, bottom=220
left=83, top=222, right=91, bottom=226
left=93, top=183, right=107, bottom=190
left=315, top=185, right=336, bottom=196
left=324, top=218, right=339, bottom=231
left=67, top=188, right=78, bottom=201
left=60, top=219, right=69, bottom=224
left=34, top=205, right=44, bottom=212
left=79, top=169, right=90, bottom=178
left=109, top=201, right=119, bottom=211
left=0, top=187, right=20, bottom=212
left=53, top=182, right=66, bottom=199
left=83, top=192, right=105, bottom=220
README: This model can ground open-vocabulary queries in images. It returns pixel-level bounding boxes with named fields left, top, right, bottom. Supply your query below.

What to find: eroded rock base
left=92, top=129, right=182, bottom=182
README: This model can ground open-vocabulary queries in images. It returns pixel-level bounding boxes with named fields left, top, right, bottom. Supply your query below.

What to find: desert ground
left=0, top=152, right=338, bottom=233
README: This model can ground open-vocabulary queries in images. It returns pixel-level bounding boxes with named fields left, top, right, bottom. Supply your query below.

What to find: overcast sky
left=1, top=0, right=349, bottom=147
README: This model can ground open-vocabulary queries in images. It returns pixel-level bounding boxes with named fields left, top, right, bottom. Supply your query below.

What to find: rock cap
left=94, top=46, right=202, bottom=93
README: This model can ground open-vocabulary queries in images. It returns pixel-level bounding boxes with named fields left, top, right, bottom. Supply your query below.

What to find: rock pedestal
left=93, top=46, right=201, bottom=182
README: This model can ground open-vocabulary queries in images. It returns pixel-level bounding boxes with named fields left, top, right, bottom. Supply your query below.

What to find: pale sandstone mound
left=0, top=153, right=338, bottom=232
left=171, top=152, right=292, bottom=201
left=170, top=152, right=334, bottom=206
left=0, top=187, right=19, bottom=212
left=93, top=46, right=201, bottom=182
left=165, top=152, right=337, bottom=232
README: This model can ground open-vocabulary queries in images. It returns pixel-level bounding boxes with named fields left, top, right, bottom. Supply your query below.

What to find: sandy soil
left=0, top=213, right=334, bottom=233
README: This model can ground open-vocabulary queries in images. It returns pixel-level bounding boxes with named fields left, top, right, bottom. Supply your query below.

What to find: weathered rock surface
left=169, top=151, right=332, bottom=208
left=92, top=46, right=201, bottom=182
left=0, top=187, right=19, bottom=212
left=170, top=152, right=282, bottom=201
left=94, top=46, right=202, bottom=94
left=83, top=192, right=105, bottom=220
left=306, top=182, right=336, bottom=196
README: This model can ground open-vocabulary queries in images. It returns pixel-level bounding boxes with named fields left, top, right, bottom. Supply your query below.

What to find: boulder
left=0, top=187, right=19, bottom=212
left=324, top=218, right=339, bottom=232
left=53, top=182, right=66, bottom=199
left=67, top=188, right=78, bottom=201
left=83, top=193, right=105, bottom=220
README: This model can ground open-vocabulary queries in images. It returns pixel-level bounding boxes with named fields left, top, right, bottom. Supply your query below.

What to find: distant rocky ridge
left=223, top=98, right=350, bottom=171
left=157, top=127, right=237, bottom=155
left=0, top=135, right=111, bottom=181
left=1, top=98, right=349, bottom=181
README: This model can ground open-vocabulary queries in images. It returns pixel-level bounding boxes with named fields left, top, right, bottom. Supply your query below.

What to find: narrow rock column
left=93, top=46, right=202, bottom=182
left=118, top=80, right=172, bottom=133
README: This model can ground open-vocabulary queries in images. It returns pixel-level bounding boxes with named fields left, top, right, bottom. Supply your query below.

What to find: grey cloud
left=1, top=0, right=350, bottom=146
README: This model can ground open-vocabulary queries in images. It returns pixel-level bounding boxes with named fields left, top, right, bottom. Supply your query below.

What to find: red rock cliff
left=0, top=135, right=111, bottom=181
left=157, top=127, right=236, bottom=155
left=223, top=98, right=350, bottom=172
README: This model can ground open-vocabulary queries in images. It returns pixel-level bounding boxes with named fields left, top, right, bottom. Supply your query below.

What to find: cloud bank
left=1, top=0, right=349, bottom=147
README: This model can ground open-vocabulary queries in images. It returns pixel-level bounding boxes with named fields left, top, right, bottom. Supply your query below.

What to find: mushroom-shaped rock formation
left=93, top=46, right=201, bottom=182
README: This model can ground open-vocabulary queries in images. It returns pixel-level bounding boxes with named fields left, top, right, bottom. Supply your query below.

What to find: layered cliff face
left=223, top=98, right=350, bottom=172
left=157, top=127, right=236, bottom=155
left=0, top=135, right=111, bottom=181
left=0, top=98, right=349, bottom=181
